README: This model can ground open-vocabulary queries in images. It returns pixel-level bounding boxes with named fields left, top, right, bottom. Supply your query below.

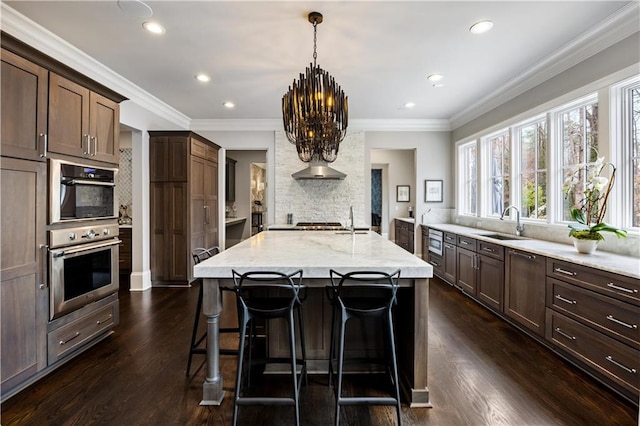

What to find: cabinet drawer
left=427, top=252, right=444, bottom=277
left=190, top=138, right=207, bottom=159
left=457, top=235, right=477, bottom=251
left=547, top=259, right=639, bottom=305
left=477, top=241, right=504, bottom=260
left=547, top=278, right=639, bottom=348
left=48, top=301, right=117, bottom=363
left=444, top=232, right=456, bottom=244
left=546, top=310, right=639, bottom=396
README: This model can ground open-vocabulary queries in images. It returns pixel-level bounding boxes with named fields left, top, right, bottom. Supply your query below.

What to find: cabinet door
left=190, top=156, right=206, bottom=253
left=226, top=158, right=236, bottom=202
left=505, top=249, right=546, bottom=336
left=89, top=91, right=119, bottom=164
left=149, top=136, right=188, bottom=182
left=477, top=254, right=504, bottom=312
left=204, top=159, right=218, bottom=249
left=442, top=242, right=457, bottom=285
left=1, top=157, right=47, bottom=393
left=167, top=183, right=188, bottom=282
left=1, top=49, right=48, bottom=161
left=48, top=73, right=90, bottom=158
left=150, top=183, right=169, bottom=282
left=456, top=247, right=476, bottom=294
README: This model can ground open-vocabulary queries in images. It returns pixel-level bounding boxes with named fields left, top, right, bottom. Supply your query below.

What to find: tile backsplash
left=117, top=148, right=132, bottom=224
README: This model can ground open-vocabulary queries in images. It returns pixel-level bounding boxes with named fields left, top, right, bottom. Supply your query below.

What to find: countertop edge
left=422, top=223, right=640, bottom=279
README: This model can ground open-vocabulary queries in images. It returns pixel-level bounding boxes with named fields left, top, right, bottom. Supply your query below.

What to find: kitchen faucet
left=500, top=205, right=524, bottom=236
left=349, top=206, right=354, bottom=235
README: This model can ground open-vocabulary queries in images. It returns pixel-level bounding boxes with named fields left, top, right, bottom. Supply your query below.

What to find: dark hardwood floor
left=2, top=276, right=638, bottom=425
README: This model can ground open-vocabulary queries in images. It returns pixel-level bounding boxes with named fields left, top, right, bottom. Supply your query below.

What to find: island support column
left=200, top=278, right=225, bottom=405
left=409, top=277, right=431, bottom=407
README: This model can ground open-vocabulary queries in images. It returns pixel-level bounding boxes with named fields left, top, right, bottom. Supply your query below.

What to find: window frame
left=457, top=140, right=478, bottom=216
left=513, top=114, right=548, bottom=221
left=481, top=128, right=511, bottom=218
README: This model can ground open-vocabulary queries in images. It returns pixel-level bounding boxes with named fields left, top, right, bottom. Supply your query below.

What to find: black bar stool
left=231, top=269, right=307, bottom=426
left=327, top=269, right=402, bottom=426
left=187, top=247, right=240, bottom=376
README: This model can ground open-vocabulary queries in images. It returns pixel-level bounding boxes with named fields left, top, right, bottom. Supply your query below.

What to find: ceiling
left=3, top=1, right=637, bottom=129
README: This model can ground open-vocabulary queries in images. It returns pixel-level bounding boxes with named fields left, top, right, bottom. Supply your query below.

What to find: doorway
left=371, top=168, right=382, bottom=234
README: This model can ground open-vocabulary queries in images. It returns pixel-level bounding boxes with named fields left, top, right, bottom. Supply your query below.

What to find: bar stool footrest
left=236, top=397, right=295, bottom=406
left=338, top=397, right=399, bottom=406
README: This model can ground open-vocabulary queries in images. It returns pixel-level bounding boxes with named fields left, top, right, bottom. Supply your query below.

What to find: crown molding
left=190, top=118, right=451, bottom=132
left=450, top=1, right=640, bottom=130
left=1, top=3, right=190, bottom=129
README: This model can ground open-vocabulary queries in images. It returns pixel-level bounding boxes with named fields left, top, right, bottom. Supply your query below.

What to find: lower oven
left=49, top=223, right=120, bottom=320
left=428, top=229, right=443, bottom=256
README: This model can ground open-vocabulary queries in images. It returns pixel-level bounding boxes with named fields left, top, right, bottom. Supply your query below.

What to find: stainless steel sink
left=481, top=233, right=524, bottom=240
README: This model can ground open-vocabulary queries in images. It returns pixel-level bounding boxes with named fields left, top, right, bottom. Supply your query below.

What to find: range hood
left=291, top=161, right=346, bottom=180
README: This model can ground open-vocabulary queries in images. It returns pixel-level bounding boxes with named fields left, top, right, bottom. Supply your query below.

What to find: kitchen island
left=193, top=230, right=433, bottom=407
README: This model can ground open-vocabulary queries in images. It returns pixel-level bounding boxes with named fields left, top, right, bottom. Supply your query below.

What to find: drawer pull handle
left=460, top=241, right=469, bottom=245
left=554, top=327, right=576, bottom=341
left=510, top=250, right=535, bottom=260
left=482, top=247, right=495, bottom=253
left=554, top=294, right=576, bottom=305
left=606, top=315, right=637, bottom=329
left=96, top=314, right=113, bottom=325
left=605, top=355, right=637, bottom=374
left=606, top=282, right=638, bottom=294
left=59, top=331, right=81, bottom=346
left=428, top=260, right=440, bottom=267
left=554, top=267, right=576, bottom=276
left=445, top=244, right=455, bottom=249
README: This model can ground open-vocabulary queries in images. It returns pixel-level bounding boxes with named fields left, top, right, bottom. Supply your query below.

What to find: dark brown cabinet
left=119, top=227, right=132, bottom=276
left=0, top=157, right=48, bottom=394
left=1, top=48, right=48, bottom=162
left=226, top=157, right=236, bottom=202
left=394, top=219, right=414, bottom=253
left=442, top=233, right=457, bottom=285
left=505, top=248, right=546, bottom=336
left=149, top=131, right=219, bottom=285
left=48, top=73, right=120, bottom=164
left=545, top=259, right=639, bottom=401
left=455, top=236, right=504, bottom=312
left=456, top=247, right=476, bottom=294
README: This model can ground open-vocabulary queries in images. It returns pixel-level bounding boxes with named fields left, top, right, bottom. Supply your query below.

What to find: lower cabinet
left=456, top=247, right=476, bottom=294
left=394, top=219, right=414, bottom=253
left=442, top=238, right=457, bottom=285
left=476, top=241, right=504, bottom=312
left=505, top=248, right=547, bottom=337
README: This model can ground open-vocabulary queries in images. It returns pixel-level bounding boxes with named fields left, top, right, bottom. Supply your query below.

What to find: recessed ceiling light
left=223, top=102, right=235, bottom=109
left=117, top=0, right=153, bottom=18
left=142, top=21, right=165, bottom=34
left=195, top=74, right=210, bottom=83
left=469, top=20, right=494, bottom=34
left=427, top=74, right=444, bottom=82
left=404, top=102, right=416, bottom=108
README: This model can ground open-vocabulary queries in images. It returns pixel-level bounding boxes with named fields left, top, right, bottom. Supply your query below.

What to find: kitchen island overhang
left=194, top=230, right=433, bottom=407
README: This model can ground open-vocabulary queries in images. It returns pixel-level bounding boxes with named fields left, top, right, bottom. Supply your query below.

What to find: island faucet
left=500, top=205, right=524, bottom=236
left=349, top=205, right=354, bottom=235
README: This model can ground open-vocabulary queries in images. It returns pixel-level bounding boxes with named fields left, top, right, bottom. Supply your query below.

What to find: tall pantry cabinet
left=149, top=131, right=220, bottom=285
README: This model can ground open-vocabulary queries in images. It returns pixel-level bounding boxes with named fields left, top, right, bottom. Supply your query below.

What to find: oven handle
left=52, top=239, right=121, bottom=257
left=62, top=179, right=116, bottom=187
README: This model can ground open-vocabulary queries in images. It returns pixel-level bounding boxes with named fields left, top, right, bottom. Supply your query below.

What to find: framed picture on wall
left=425, top=180, right=443, bottom=202
left=396, top=185, right=410, bottom=202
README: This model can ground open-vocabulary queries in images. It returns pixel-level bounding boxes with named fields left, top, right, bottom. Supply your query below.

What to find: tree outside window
left=459, top=142, right=477, bottom=215
left=560, top=100, right=598, bottom=221
left=519, top=120, right=547, bottom=219
left=489, top=132, right=510, bottom=215
left=630, top=84, right=640, bottom=227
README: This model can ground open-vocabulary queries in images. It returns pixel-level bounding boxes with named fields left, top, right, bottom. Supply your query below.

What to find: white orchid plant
left=563, top=157, right=627, bottom=241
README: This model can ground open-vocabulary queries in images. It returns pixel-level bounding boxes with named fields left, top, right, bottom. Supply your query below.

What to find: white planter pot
left=572, top=238, right=599, bottom=254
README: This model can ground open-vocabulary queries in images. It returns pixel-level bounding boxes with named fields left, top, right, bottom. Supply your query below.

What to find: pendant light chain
left=312, top=20, right=318, bottom=67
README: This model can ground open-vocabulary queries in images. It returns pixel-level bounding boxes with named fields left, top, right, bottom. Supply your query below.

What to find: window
left=559, top=97, right=599, bottom=221
left=517, top=119, right=547, bottom=219
left=486, top=131, right=510, bottom=216
left=629, top=82, right=640, bottom=227
left=458, top=141, right=477, bottom=215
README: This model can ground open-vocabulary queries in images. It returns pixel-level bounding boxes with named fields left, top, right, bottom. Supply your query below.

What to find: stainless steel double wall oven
left=48, top=159, right=120, bottom=320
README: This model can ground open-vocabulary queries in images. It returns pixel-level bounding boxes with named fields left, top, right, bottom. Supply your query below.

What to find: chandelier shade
left=282, top=12, right=348, bottom=164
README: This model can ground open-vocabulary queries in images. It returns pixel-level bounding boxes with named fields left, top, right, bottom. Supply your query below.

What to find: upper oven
left=428, top=229, right=443, bottom=257
left=50, top=159, right=118, bottom=224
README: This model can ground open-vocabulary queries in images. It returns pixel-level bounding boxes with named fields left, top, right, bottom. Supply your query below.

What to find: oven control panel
left=50, top=223, right=120, bottom=248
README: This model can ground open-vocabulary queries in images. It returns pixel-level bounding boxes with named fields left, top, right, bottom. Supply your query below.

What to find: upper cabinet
left=48, top=74, right=120, bottom=164
left=0, top=48, right=48, bottom=162
left=1, top=32, right=127, bottom=166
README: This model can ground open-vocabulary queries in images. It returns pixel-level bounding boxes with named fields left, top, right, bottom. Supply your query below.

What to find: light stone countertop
left=194, top=230, right=432, bottom=279
left=225, top=217, right=246, bottom=226
left=423, top=223, right=640, bottom=279
left=395, top=217, right=415, bottom=224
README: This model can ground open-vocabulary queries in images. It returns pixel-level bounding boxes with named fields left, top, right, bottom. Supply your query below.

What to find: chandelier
left=282, top=12, right=348, bottom=163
